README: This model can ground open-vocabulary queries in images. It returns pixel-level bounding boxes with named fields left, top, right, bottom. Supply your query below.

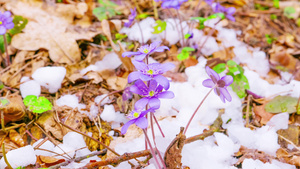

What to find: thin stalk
left=196, top=18, right=222, bottom=59
left=3, top=35, right=10, bottom=66
left=143, top=129, right=162, bottom=169
left=137, top=22, right=145, bottom=45
left=2, top=143, right=13, bottom=169
left=1, top=111, right=5, bottom=131
left=153, top=0, right=158, bottom=19
left=184, top=86, right=216, bottom=135
left=152, top=113, right=165, bottom=137
left=176, top=9, right=186, bottom=47
left=150, top=113, right=156, bottom=146
left=155, top=147, right=167, bottom=169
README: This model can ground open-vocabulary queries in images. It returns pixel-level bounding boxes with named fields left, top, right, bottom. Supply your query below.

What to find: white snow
left=0, top=145, right=36, bottom=169
left=33, top=139, right=55, bottom=156
left=242, top=159, right=296, bottom=169
left=20, top=76, right=41, bottom=98
left=95, top=94, right=110, bottom=106
left=32, top=66, right=66, bottom=93
left=101, top=104, right=127, bottom=128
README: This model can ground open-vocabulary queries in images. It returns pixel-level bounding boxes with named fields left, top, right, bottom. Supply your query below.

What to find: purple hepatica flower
left=128, top=60, right=175, bottom=90
left=205, top=0, right=214, bottom=5
left=121, top=108, right=154, bottom=134
left=0, top=11, right=14, bottom=35
left=158, top=0, right=188, bottom=10
left=202, top=66, right=233, bottom=103
left=124, top=8, right=137, bottom=27
left=130, top=79, right=174, bottom=109
left=223, top=7, right=236, bottom=22
left=122, top=41, right=169, bottom=61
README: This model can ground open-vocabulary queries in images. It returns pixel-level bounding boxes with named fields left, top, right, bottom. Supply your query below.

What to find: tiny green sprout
left=177, top=47, right=195, bottom=61
left=23, top=95, right=52, bottom=114
left=184, top=33, right=192, bottom=39
left=270, top=14, right=277, bottom=20
left=284, top=7, right=296, bottom=19
left=297, top=18, right=300, bottom=27
left=152, top=20, right=167, bottom=34
left=0, top=97, right=10, bottom=108
left=138, top=13, right=150, bottom=19
left=0, top=81, right=4, bottom=90
left=273, top=0, right=279, bottom=8
left=114, top=33, right=127, bottom=43
left=265, top=34, right=277, bottom=44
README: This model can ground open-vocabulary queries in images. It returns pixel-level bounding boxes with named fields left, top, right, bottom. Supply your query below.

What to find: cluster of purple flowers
left=0, top=11, right=14, bottom=35
left=154, top=0, right=187, bottom=10
left=205, top=0, right=236, bottom=21
left=124, top=8, right=137, bottom=27
left=121, top=41, right=175, bottom=134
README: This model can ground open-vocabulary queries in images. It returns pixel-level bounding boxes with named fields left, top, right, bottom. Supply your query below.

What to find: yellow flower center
left=133, top=112, right=139, bottom=118
left=147, top=69, right=153, bottom=75
left=149, top=91, right=154, bottom=96
left=143, top=49, right=149, bottom=53
left=0, top=21, right=2, bottom=25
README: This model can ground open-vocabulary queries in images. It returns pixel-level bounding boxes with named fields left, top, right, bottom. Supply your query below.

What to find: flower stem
left=3, top=35, right=10, bottom=66
left=176, top=9, right=186, bottom=47
left=2, top=143, right=13, bottom=169
left=143, top=129, right=162, bottom=169
left=184, top=86, right=216, bottom=135
left=152, top=113, right=165, bottom=137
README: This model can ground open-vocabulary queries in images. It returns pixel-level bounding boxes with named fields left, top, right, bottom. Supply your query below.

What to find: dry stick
left=59, top=122, right=136, bottom=166
left=98, top=89, right=123, bottom=115
left=245, top=95, right=252, bottom=128
left=2, top=143, right=13, bottom=169
left=278, top=134, right=300, bottom=152
left=153, top=0, right=158, bottom=19
left=81, top=149, right=151, bottom=169
left=184, top=86, right=215, bottom=135
left=3, top=35, right=10, bottom=66
left=1, top=111, right=5, bottom=131
left=196, top=18, right=222, bottom=59
left=49, top=149, right=107, bottom=169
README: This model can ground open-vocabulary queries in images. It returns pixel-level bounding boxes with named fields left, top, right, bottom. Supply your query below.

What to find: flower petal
left=157, top=91, right=174, bottom=99
left=133, top=79, right=148, bottom=94
left=122, top=51, right=140, bottom=57
left=135, top=54, right=147, bottom=61
left=202, top=79, right=215, bottom=88
left=5, top=22, right=14, bottom=29
left=135, top=117, right=148, bottom=129
left=153, top=46, right=169, bottom=53
left=219, top=93, right=225, bottom=103
left=205, top=66, right=220, bottom=82
left=154, top=75, right=170, bottom=90
left=148, top=80, right=158, bottom=91
left=0, top=26, right=6, bottom=35
left=128, top=72, right=143, bottom=83
left=221, top=75, right=233, bottom=86
left=148, top=97, right=160, bottom=109
left=132, top=60, right=147, bottom=70
left=220, top=88, right=232, bottom=102
left=130, top=85, right=144, bottom=95
left=159, top=63, right=175, bottom=73
left=121, top=120, right=135, bottom=134
left=140, top=74, right=152, bottom=81
left=3, top=11, right=11, bottom=17
left=134, top=97, right=149, bottom=110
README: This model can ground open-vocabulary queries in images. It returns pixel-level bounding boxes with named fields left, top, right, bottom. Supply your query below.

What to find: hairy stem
left=152, top=113, right=165, bottom=137
left=143, top=129, right=162, bottom=169
left=3, top=35, right=10, bottom=66
left=184, top=86, right=215, bottom=135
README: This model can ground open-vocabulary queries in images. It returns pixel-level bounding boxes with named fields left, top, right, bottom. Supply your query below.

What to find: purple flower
left=122, top=87, right=133, bottom=101
left=202, top=66, right=233, bottom=103
left=124, top=8, right=137, bottom=27
left=209, top=2, right=236, bottom=22
left=128, top=60, right=175, bottom=90
left=157, top=0, right=188, bottom=9
left=130, top=79, right=174, bottom=109
left=0, top=11, right=14, bottom=35
left=223, top=7, right=236, bottom=22
left=205, top=0, right=214, bottom=5
left=121, top=108, right=154, bottom=134
left=122, top=41, right=169, bottom=61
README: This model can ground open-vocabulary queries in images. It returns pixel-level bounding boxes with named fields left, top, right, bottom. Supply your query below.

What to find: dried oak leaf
left=1, top=95, right=26, bottom=124
left=7, top=1, right=101, bottom=64
left=38, top=155, right=65, bottom=168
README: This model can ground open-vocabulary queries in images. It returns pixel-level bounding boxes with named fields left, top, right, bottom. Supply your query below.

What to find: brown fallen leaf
left=9, top=129, right=25, bottom=147
left=38, top=155, right=65, bottom=168
left=7, top=1, right=101, bottom=64
left=1, top=94, right=26, bottom=125
left=253, top=98, right=275, bottom=125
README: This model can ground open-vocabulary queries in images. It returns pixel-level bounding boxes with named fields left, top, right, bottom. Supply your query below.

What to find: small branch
left=3, top=35, right=10, bottom=66
left=49, top=149, right=107, bottom=169
left=2, top=143, right=13, bottom=169
left=81, top=149, right=151, bottom=169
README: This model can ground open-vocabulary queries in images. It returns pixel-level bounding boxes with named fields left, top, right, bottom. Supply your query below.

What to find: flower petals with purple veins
left=130, top=85, right=144, bottom=95
left=154, top=75, right=170, bottom=90
left=221, top=75, right=233, bottom=86
left=160, top=62, right=175, bottom=73
left=134, top=97, right=149, bottom=110
left=148, top=80, right=158, bottom=91
left=133, top=80, right=148, bottom=93
left=153, top=46, right=170, bottom=53
left=122, top=51, right=140, bottom=58
left=220, top=88, right=232, bottom=102
left=202, top=79, right=215, bottom=88
left=157, top=91, right=174, bottom=99
left=148, top=98, right=160, bottom=109
left=205, top=66, right=220, bottom=82
left=121, top=120, right=135, bottom=134
left=135, top=117, right=148, bottom=129
left=132, top=60, right=147, bottom=70
left=135, top=53, right=148, bottom=61
left=128, top=72, right=143, bottom=83
left=0, top=26, right=6, bottom=35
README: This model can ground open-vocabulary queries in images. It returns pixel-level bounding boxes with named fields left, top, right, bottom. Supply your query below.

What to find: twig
left=278, top=134, right=300, bottom=152
left=245, top=95, right=252, bottom=128
left=184, top=130, right=215, bottom=144
left=3, top=35, right=10, bottom=66
left=49, top=149, right=107, bottom=169
left=81, top=149, right=151, bottom=169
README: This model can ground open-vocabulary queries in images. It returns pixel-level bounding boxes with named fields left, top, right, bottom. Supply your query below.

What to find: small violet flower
left=122, top=41, right=169, bottom=61
left=130, top=79, right=174, bottom=109
left=223, top=7, right=236, bottom=22
left=206, top=0, right=236, bottom=22
left=202, top=66, right=233, bottom=103
left=121, top=108, right=153, bottom=134
left=155, top=0, right=188, bottom=10
left=128, top=60, right=175, bottom=90
left=124, top=8, right=137, bottom=27
left=0, top=11, right=14, bottom=35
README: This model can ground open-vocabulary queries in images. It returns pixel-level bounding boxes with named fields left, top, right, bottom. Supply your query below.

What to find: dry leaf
left=1, top=95, right=26, bottom=124
left=38, top=155, right=65, bottom=168
left=9, top=129, right=25, bottom=147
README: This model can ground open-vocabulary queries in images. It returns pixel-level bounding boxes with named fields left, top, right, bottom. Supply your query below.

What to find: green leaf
left=0, top=34, right=11, bottom=53
left=98, top=0, right=117, bottom=8
left=227, top=60, right=239, bottom=73
left=93, top=0, right=118, bottom=21
left=177, top=47, right=195, bottom=61
left=273, top=0, right=279, bottom=8
left=9, top=15, right=28, bottom=35
left=0, top=81, right=4, bottom=90
left=184, top=33, right=192, bottom=39
left=209, top=13, right=225, bottom=20
left=213, top=63, right=226, bottom=73
left=229, top=73, right=249, bottom=98
left=93, top=7, right=108, bottom=21
left=265, top=95, right=300, bottom=114
left=115, top=33, right=127, bottom=41
left=284, top=7, right=296, bottom=19
left=23, top=95, right=52, bottom=114
left=138, top=13, right=150, bottom=19
left=270, top=14, right=277, bottom=20
left=182, top=47, right=195, bottom=52
left=152, top=20, right=167, bottom=34
left=0, top=97, right=10, bottom=108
